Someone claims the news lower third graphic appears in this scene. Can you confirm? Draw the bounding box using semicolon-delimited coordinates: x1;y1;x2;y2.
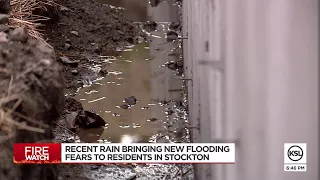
284;143;307;172
13;143;236;164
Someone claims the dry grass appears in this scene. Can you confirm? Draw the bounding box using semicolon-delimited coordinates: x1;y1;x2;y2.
8;0;58;42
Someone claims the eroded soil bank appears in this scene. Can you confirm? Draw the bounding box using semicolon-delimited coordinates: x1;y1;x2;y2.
0;18;64;180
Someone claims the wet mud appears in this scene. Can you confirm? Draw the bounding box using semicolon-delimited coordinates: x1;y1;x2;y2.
42;0;192;179
44;0;145;93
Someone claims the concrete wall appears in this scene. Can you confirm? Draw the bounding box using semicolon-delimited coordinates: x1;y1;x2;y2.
182;0;319;180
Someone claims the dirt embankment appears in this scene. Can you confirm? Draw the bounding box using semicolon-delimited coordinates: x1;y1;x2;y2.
0;15;64;180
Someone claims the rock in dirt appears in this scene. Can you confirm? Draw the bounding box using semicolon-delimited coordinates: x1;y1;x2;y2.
8;27;29;43
117;30;125;35
75;110;106;128
0;26;64;180
90;165;99;171
59;56;80;65
64;43;71;50
59;6;70;12
71;69;78;75
0;14;9;24
124;96;137;105
93;44;102;53
70;30;79;36
0;0;10;14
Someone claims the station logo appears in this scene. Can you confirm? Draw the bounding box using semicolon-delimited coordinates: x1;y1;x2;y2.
284;143;307;172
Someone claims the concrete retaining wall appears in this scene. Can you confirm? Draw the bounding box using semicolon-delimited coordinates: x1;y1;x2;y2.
182;0;319;179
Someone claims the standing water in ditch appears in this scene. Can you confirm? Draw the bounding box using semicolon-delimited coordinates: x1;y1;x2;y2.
70;0;193;179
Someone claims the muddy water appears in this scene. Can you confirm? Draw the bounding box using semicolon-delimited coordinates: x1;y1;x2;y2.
96;0;148;22
71;1;193;179
74;0;187;144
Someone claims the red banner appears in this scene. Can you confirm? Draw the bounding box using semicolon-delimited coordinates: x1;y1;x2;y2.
14;143;61;164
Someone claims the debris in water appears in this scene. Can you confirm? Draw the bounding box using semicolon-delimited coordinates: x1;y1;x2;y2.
143;21;157;32
160;100;170;106
99;67;109;75
141;107;149;110
175;100;183;107
75;110;106;128
165;110;174;116
169;22;181;30
147;118;157;122
132;123;141;128
88;97;106;103
112;113;120;117
166;61;177;70
165;60;183;70
176;60;184;68
119;124;130;128
166;30;178;42
124;96;137;105
119;104;130;109
150;0;161;7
